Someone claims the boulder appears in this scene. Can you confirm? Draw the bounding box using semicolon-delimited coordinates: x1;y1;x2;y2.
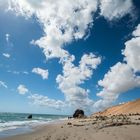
73;109;85;118
27;114;32;119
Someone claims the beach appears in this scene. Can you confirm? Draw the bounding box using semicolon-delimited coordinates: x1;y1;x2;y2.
0;114;140;140
0;113;68;139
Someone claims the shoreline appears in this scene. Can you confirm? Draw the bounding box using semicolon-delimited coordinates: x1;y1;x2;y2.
0;120;69;140
0;115;140;140
0;118;68;139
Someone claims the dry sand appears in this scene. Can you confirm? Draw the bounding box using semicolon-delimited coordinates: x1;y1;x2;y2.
0;115;140;140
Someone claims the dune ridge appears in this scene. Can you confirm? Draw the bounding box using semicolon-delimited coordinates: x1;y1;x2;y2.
93;98;140;116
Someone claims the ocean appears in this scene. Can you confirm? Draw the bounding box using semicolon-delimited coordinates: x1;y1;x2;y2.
0;112;68;137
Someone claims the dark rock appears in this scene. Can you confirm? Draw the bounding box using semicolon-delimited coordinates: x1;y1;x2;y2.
27;114;32;119
73;109;84;118
67;122;72;125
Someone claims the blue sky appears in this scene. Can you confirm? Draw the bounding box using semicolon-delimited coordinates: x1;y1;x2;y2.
0;0;140;115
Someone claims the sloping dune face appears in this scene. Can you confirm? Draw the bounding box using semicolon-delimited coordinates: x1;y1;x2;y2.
93;99;140;116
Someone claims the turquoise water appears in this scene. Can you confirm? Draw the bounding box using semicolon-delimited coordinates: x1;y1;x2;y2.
0;112;68;137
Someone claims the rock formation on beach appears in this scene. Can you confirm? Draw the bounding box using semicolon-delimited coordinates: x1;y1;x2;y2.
73;109;85;118
27;114;32;119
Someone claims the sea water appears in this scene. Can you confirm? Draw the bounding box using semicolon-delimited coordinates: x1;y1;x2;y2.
0;112;68;137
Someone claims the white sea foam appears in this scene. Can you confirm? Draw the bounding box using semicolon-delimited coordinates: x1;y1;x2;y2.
0;113;68;133
0;119;52;132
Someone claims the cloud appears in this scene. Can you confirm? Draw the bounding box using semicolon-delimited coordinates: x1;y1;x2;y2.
123;24;140;72
99;0;134;21
5;33;10;42
132;24;140;37
32;67;49;80
7;0;134;64
28;53;101;112
7;0;134;62
23;71;29;75
5;0;136;111
98;63;140;95
0;0;9;9
17;84;29;95
9;0;98;60
7;70;29;75
95;24;140;110
2;53;10;58
0;81;8;88
28;94;66;110
56;53;101;110
94;62;140;110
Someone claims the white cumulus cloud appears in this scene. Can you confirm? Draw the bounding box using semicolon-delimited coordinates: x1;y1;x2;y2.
8;0;134;61
17;84;29;95
95;24;140;111
32;67;49;80
28;94;66;110
94;62;140;110
56;53;101;110
123;24;140;72
99;0;134;21
9;0;98;60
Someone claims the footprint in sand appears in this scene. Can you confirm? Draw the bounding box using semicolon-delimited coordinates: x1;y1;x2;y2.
112;134;118;139
106;131;109;134
63;135;69;139
45;135;51;140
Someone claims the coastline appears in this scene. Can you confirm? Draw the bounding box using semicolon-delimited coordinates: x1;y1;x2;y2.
0;112;68;138
0;118;68;139
0;120;69;140
0;115;140;140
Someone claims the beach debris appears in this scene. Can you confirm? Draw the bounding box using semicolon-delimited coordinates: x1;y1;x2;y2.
73;124;84;127
67;122;72;125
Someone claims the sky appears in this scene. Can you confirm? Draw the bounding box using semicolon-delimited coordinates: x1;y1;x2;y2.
0;0;140;115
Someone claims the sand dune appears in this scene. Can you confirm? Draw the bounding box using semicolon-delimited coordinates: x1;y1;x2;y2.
93;98;140;116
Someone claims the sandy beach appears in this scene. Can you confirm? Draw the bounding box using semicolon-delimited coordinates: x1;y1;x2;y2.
0;114;140;140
